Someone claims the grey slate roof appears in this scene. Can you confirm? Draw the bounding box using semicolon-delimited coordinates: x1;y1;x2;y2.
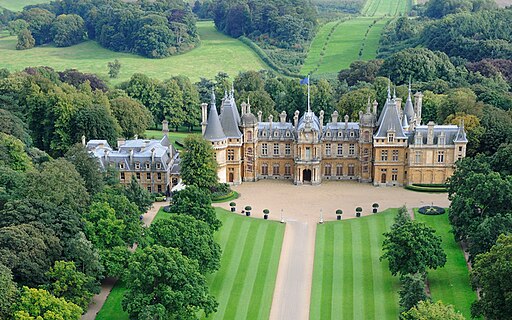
258;122;295;140
454;122;468;143
374;99;407;138
219;98;242;138
409;125;460;145
322;122;360;141
404;92;415;124
203;102;227;141
297;111;321;132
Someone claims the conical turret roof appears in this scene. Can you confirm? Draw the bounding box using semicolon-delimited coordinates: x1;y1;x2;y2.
454;120;468;143
375;98;407;138
203;90;226;141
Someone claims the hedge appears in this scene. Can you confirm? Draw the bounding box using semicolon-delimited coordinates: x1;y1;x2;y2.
238;36;302;78
211;191;239;203
412;183;448;188
404;185;448;193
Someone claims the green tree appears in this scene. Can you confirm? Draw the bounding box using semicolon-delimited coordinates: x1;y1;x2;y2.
0;262;18;319
402;300;465;320
180;135;219;190
13;286;82;320
16;28;35;50
399;273;427;312
51;14;87;47
122;245;217;319
8;19;29;36
63;232;103;279
237;89;276;119
381;218;446;276
0;108;32;145
124;176;153;212
0;223;62;286
172;75;201;131
110;96;153;138
21;8;55;45
108;59;121;79
71;104;120;147
160;79;184;130
0;132;32;172
149;215;221;273
336;87;376;120
43;261;96;310
65;143;104;195
170;185;221;231
83;202;125;249
338;60;384;86
119;73;161;123
100;246;131;278
470;234;512;320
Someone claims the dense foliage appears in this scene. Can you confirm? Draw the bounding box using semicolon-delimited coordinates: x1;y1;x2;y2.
402;300;465;320
11;0;199;58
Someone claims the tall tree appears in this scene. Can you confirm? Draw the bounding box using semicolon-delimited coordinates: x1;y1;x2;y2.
402;300;465;320
470;234;512;320
180;135;218;190
0;263;17;319
149;215;221;273
51;14;87;47
399;273;428;312
16;28;35;50
21;8;55;45
381;216;446;276
110;96;153;138
13;286;82;320
65;143;104;195
170;185;221;231
122;245;217;319
124;176;153;213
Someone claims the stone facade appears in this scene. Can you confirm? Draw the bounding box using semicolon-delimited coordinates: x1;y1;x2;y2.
203;85;468;186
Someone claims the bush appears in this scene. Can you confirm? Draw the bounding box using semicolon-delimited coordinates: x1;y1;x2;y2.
356;207;363;212
211;191;238;203
229;202;236;207
336;209;343;215
263;209;270;214
245;206;252;211
418;206;445;215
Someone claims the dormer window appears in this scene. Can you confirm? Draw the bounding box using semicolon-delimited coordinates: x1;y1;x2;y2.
156;163;162;169
286;131;290;137
262;131;266;137
350;131;354;137
274;131;278;137
119;162;125;169
338;131;343;137
135;162;141;170
387;132;395;143
326;131;331;137
145;162;150;169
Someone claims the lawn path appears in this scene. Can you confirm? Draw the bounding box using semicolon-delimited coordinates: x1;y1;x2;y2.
81;202;166;320
269;220;317;320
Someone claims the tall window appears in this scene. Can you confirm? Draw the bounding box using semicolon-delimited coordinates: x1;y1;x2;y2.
388;132;395;143
157;173;162;180
325;143;331;156
246;131;252;141
285;164;291;176
392;150;399;161
285;143;291;155
262;163;268;175
305;147;311;159
157;185;162;193
381;150;388;161
437;151;445;163
120;172;125;180
336;165;343;176
324;164;331;176
337;144;343;156
415;152;421;163
391;168;398;181
146;172;151;180
348;164;355;176
349;144;355;155
261;143;268;155
363;164;368;173
273;164;280;175
136;172;141;180
227;149;234;161
273;143;279;155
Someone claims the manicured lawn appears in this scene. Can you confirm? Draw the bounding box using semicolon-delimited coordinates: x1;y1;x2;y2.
0;21;269;84
204;208;284;319
0;0;48;11
95;281;129;320
97;208;285;320
310;209;400;320
144;129;198;150
416;211;477;319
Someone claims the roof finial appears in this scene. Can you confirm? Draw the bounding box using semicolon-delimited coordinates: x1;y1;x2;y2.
230;82;235;99
387;79;391;100
408;76;412;93
224;90;228;99
211;86;216;106
393;86;396;100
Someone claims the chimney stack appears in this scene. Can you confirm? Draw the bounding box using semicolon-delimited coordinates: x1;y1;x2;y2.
319;110;324;128
279;111;286;124
293;110;299;128
162;119;169;134
201;103;208;135
344;114;349;129
427;121;435;145
257;110;262;122
331;110;338;124
372;100;378;115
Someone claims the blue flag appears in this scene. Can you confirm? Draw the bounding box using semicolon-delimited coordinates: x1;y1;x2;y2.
300;77;309;85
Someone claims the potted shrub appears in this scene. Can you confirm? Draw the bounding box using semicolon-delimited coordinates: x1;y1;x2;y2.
245;206;252;216
263;209;270;220
356;207;363;217
229;202;236;212
336;209;343;220
372;203;379;214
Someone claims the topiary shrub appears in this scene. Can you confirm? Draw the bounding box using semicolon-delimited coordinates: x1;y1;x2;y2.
229;202;236;212
263;209;270;219
418;206;445;215
372;203;379;213
356;207;362;217
336;209;343;220
245;206;252;216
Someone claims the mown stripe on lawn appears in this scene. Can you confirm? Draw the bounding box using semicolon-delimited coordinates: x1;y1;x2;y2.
361;221;376;319
342;223;354;319
320;224;334;319
247;224;281;320
310;225;325;319
352;222;364;319
223;222;261;319
368;213;387;319
208;221;250;319
331;223;344;319
382;212;400;318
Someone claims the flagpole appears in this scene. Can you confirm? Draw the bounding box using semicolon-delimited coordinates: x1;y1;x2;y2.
307;75;310;113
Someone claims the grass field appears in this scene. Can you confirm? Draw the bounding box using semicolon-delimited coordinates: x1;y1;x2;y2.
0;0;48;11
416;211;477;319
310;209;400;320
144;129;198;150
97;207;285;320
303;0;409;77
0;21;269;84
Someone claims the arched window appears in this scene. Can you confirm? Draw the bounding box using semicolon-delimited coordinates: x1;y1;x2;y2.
247;131;252;141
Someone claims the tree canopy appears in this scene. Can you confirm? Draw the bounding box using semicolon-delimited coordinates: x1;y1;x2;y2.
180;135;219;190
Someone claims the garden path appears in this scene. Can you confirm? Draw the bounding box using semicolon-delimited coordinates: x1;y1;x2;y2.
81;201;166;320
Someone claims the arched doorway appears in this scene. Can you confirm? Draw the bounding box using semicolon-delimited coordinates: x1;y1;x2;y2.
381;173;386;183
303;169;312;182
228;172;234;183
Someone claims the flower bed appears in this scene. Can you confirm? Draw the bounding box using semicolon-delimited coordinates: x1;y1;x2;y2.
418;206;445;215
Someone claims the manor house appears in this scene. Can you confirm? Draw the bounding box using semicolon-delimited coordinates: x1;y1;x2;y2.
202;86;468;186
